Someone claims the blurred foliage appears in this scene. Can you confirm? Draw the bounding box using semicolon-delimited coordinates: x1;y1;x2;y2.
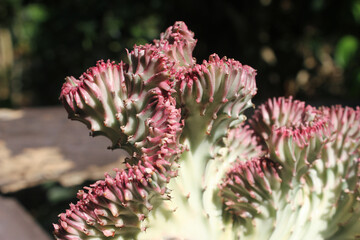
335;35;359;68
0;0;359;107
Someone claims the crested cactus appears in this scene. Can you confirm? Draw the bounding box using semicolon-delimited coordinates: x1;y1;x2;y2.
222;98;360;239
54;22;360;240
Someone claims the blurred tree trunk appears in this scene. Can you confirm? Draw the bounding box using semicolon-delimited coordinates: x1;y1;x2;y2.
0;28;14;105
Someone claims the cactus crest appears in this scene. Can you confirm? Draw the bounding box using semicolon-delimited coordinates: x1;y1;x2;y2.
55;22;360;240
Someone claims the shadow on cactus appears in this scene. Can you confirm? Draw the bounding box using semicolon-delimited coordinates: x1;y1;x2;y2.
54;22;360;239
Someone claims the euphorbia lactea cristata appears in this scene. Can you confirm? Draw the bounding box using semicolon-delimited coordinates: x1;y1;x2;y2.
54;22;360;240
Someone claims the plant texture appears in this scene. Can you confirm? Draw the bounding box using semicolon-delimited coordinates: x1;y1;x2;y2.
54;22;360;240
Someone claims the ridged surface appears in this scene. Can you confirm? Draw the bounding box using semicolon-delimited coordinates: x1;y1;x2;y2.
56;44;183;239
60;49;183;176
154;21;197;67
54;163;171;239
175;54;257;148
55;21;359;240
220;98;360;239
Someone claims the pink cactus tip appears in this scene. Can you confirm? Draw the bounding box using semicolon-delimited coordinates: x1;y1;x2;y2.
220;157;281;219
154;21;197;67
175;53;257;147
59;56;183;176
53;164;172;240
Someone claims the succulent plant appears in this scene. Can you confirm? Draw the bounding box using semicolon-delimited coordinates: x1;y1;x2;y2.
54;22;360;240
222;97;360;239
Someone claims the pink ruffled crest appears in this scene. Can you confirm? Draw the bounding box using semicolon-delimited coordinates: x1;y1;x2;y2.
137;94;183;178
177;54;256;106
318;105;360;162
127;44;175;91
250;97;327;145
250;97;332;174
320;105;360;144
57;35;187;239
58;57;184;240
206;54;257;100
174;53;257;142
219;158;281;219
60;60;123;112
222;122;266;161
54;163;170;239
59;53;183;160
270;115;329;149
160;21;195;44
154;21;197;67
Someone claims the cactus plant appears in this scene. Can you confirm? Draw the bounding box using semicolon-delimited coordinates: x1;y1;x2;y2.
54;22;360;240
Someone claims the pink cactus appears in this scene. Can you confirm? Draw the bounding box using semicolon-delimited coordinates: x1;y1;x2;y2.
54;164;168;239
60;52;183;176
220;98;360;239
55;22;360;240
154;21;197;67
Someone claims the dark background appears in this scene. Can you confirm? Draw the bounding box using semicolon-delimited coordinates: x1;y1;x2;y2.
1;0;360;108
1;0;360;237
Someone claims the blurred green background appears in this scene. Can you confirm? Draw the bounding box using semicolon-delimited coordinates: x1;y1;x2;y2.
1;0;360;108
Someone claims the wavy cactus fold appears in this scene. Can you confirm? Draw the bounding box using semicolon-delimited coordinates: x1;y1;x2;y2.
54;164;172;239
175;54;257;149
220;158;282;234
154;21;197;67
220;98;360;239
55;21;360;240
60;52;183;177
249;96;320;144
221;123;266;161
318;105;360;239
321;105;360;156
